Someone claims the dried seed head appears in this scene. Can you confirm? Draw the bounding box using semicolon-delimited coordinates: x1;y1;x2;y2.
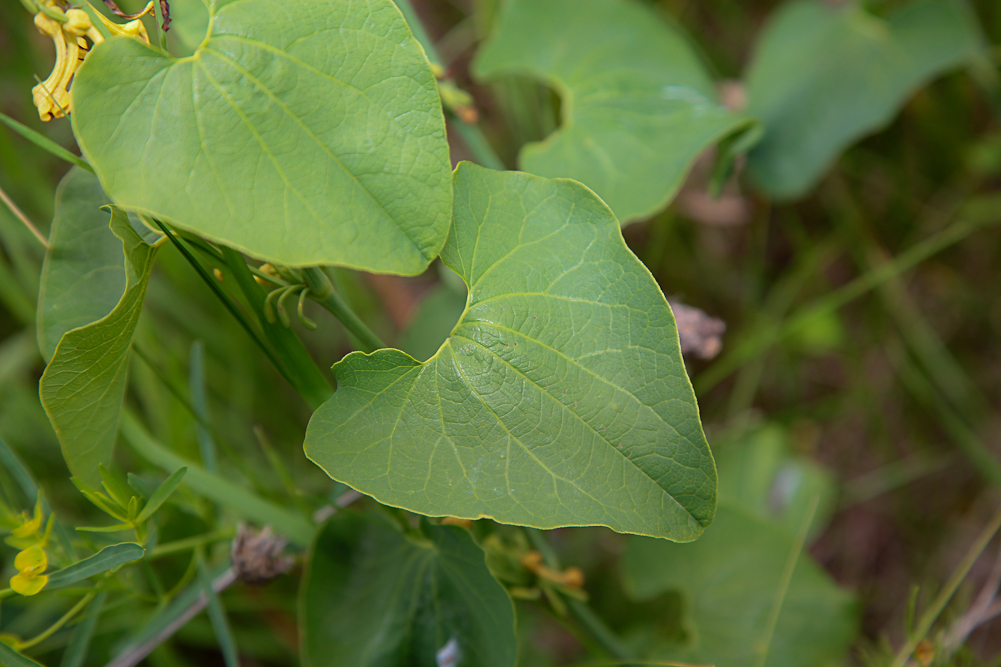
230;524;293;584
669;301;726;360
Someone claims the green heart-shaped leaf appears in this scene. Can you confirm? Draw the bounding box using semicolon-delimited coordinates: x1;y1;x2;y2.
71;0;452;274
301;513;516;667
473;0;753;224
36;168;123;362
624;507;858;667
745;0;983;199
305;163;716;540
40;206;158;484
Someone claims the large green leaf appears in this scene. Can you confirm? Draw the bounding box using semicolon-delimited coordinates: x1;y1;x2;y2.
300;513;516;667
36;168;123;362
71;0;452;274
745;0;983;199
473;0;752;224
39;209;158;484
624;507;858;667
305;164;716;540
715;424;837;540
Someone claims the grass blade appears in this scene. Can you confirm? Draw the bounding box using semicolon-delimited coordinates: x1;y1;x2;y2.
0;111;93;173
189;340;217;473
198;554;240;667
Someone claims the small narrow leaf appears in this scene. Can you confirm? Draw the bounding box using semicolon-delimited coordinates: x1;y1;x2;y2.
300;513;516;667
71;0;452;274
47;543;145;589
99;463;135;509
40;206;158;484
0;111;93;173
135;467;187;524
745;0;984;199
305;164;716;540
474;0;753;223
76;523;134;533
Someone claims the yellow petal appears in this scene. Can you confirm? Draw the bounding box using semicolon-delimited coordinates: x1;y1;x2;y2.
14;545;47;573
10;572;48;596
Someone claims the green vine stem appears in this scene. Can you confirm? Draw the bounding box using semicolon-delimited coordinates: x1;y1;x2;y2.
523;528;633;661
17;592;95;650
302;267;386;353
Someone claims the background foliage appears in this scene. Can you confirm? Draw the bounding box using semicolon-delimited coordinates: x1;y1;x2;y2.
1;0;1001;665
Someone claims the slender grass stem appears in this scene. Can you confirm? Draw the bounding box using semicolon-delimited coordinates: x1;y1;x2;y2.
0;183;48;248
889;504;1001;667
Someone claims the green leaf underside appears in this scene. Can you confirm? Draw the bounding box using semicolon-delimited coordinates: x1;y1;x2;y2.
624;507;858;667
40;209;157;484
473;0;751;224
305;164;715;541
745;0;982;199
47;542;145;589
71;0;452;274
301;514;516;667
37;169;124;362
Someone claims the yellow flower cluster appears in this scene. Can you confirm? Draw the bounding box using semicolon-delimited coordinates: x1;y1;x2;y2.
31;0;153;122
2;495;54;596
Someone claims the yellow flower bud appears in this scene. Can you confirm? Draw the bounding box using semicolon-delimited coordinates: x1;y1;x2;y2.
64;9;93;37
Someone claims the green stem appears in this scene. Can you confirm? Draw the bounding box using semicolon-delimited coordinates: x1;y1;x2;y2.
523;528;632;661
220;247;333;410
152;0;168;51
17;593;95;650
148;530;235;560
889;504;1001;667
303;267;386;353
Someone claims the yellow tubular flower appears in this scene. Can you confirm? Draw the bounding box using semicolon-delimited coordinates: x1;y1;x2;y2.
31;1;153;121
31;12;72;121
10;544;48;596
